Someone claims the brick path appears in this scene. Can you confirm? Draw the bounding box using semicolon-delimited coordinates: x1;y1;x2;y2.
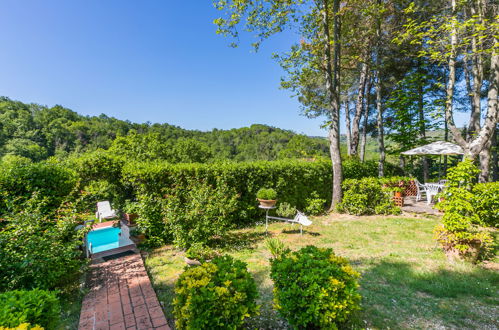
78;253;170;330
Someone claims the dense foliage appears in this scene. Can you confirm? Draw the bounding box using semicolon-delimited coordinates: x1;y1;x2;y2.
0;200;88;292
471;182;499;228
337;177;402;215
435;160;494;261
162;180;239;248
173;255;259;329
0;289;60;329
270;246;361;329
0;157;78;215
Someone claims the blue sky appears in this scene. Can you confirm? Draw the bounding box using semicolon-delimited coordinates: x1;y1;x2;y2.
0;1;328;136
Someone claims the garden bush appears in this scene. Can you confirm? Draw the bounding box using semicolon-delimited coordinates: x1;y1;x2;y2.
0;289;60;329
472;182;499;228
0;199;88;291
161;180;239;248
435;160;494;261
0;158;77;215
173;255;259;329
336;177;401;215
304;191;327;215
270;245;361;329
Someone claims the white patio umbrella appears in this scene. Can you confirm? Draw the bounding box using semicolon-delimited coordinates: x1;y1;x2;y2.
401;141;464;179
401;141;464;156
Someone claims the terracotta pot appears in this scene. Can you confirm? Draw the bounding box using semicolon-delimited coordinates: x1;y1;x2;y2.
258;199;277;207
124;213;138;226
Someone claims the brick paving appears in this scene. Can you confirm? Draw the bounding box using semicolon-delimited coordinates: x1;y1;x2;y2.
78;253;170;330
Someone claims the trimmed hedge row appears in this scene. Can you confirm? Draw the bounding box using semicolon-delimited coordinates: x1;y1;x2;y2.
120;158;402;243
122;160;332;222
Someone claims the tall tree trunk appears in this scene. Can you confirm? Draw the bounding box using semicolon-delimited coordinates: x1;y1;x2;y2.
350;61;369;156
376;70;385;177
345;100;352;156
491;127;498;181
445;0;469;154
322;0;343;209
360;73;372;162
479;138;492;182
468;34;499;158
468;0;484;140
375;0;384;177
445;0;498;159
417;60;429;182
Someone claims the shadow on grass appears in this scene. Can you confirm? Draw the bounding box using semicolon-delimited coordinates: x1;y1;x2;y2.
213;230;267;250
359;259;499;329
281;228;321;236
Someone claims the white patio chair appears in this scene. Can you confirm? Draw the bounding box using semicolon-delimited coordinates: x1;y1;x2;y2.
96;201;117;222
414;179;427;202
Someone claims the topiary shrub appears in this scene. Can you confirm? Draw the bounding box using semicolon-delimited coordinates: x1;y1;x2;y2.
270;245;361;328
336;177;400;215
173;255;259;329
0;289;60;328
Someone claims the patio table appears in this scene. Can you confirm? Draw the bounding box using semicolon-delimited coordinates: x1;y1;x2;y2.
424;183;445;205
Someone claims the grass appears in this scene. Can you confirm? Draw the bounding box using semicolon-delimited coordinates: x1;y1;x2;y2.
144;213;498;329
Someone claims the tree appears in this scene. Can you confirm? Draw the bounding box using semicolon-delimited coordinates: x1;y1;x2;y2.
213;0;345;207
397;0;499;180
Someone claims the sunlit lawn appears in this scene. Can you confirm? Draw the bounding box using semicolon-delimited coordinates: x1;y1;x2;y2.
144;213;498;329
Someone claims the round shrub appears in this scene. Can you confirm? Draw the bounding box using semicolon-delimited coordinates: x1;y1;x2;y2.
270;246;361;329
173;255;259;329
0;289;60;328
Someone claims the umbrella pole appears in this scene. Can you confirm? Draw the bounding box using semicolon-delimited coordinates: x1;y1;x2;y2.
438;155;442;180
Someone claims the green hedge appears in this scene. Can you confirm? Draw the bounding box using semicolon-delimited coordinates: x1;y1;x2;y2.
0;158;77;215
0;289;60;329
122;159;402;243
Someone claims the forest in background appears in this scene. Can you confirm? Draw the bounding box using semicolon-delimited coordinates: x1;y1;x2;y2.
0;96;331;163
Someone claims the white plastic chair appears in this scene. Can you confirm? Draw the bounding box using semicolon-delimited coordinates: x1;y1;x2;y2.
414;179;428;202
96;201;117;222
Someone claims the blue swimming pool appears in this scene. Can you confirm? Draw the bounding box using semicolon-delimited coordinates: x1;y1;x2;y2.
87;226;121;253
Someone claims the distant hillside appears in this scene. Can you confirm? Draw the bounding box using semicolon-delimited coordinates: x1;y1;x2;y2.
0;96;329;162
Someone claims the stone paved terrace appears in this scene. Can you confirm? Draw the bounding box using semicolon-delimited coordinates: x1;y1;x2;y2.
79;253;170;330
402;196;441;216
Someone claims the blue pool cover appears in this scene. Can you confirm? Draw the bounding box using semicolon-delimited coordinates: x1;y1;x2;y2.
87;226;121;253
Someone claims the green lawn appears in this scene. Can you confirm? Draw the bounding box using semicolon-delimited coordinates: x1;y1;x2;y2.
144;214;498;329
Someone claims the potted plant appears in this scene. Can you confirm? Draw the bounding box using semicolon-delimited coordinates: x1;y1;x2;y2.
129;227;146;244
256;188;278;207
392;187;404;198
123;201;139;226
